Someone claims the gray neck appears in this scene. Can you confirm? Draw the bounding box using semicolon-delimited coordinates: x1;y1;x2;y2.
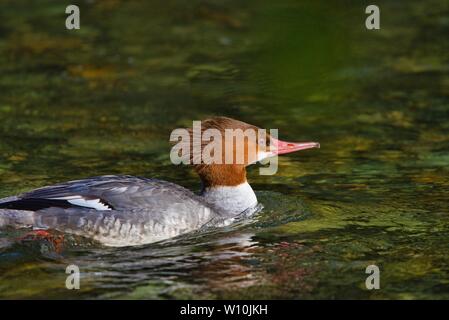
201;181;258;216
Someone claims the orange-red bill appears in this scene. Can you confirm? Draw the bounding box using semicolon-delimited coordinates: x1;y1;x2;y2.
271;137;320;155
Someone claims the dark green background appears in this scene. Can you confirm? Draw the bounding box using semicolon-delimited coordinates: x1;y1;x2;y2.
0;0;448;299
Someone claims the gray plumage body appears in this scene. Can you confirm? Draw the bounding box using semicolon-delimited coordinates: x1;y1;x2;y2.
0;175;251;247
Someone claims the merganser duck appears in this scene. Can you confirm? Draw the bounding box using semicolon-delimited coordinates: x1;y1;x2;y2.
0;117;319;247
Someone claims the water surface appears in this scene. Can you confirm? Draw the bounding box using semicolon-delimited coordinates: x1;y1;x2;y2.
0;0;448;299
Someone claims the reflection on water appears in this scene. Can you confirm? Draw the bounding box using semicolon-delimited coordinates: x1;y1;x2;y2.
0;0;448;299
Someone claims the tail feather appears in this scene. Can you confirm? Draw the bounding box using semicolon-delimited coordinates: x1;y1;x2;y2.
0;196;20;204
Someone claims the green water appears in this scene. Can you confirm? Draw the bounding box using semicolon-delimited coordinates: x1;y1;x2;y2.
0;0;448;299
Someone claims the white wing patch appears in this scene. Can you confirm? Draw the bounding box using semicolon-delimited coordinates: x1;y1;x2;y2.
49;196;112;211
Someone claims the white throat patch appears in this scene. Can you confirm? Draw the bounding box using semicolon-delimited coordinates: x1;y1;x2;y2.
201;181;257;216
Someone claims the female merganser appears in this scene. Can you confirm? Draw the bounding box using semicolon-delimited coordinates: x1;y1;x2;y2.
0;117;319;247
